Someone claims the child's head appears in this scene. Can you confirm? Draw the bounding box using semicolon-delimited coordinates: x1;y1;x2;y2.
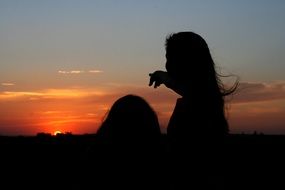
165;31;239;98
165;32;216;90
97;94;161;145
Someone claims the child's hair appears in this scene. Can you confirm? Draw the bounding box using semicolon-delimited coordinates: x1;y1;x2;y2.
97;94;161;144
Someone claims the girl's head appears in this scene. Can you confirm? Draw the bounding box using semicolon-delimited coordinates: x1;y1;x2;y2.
165;31;238;97
165;32;215;88
165;32;238;134
97;94;161;145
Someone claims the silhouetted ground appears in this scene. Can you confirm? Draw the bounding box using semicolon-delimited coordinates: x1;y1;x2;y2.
0;133;284;189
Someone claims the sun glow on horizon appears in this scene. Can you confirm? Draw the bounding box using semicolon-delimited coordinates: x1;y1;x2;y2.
53;130;62;136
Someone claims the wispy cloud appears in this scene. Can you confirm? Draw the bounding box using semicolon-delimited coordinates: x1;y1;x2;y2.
58;70;103;74
43;111;65;114
70;70;84;74
1;82;15;86
0;88;106;100
88;70;103;73
58;71;69;74
58;70;84;74
229;81;285;103
0;91;44;99
226;81;285;134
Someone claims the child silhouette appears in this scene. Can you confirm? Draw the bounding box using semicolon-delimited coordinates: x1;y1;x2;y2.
149;31;238;189
94;94;163;188
97;94;161;150
149;31;238;142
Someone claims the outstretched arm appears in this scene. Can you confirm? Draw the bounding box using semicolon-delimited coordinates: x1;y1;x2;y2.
149;71;172;88
149;70;185;96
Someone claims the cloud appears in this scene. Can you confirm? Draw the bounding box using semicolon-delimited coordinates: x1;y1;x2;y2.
58;70;103;74
1;82;15;86
226;81;285;134
88;70;103;73
43;111;65;114
58;71;69;74
58;70;84;74
229;81;285;103
0;88;106;101
2;81;283;105
0;91;44;99
70;70;84;74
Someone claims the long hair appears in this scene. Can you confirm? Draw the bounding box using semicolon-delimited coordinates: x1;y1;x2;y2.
165;32;239;134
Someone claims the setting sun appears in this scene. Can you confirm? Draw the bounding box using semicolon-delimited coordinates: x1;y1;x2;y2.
54;131;62;136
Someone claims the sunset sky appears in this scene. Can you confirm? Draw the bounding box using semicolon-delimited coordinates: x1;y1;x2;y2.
1;0;285;135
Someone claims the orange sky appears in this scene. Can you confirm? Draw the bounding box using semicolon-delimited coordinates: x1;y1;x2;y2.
0;84;178;135
1;81;285;135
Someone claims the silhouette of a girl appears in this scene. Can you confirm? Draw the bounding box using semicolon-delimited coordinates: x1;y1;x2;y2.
149;31;238;144
149;31;238;189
